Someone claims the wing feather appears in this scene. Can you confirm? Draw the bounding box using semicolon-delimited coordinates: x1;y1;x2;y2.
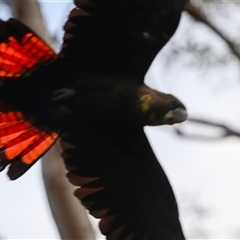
61;127;185;239
60;0;186;81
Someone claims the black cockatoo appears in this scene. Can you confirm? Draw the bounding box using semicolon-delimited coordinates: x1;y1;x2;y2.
0;0;187;239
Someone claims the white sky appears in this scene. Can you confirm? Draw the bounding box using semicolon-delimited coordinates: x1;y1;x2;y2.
1;1;240;239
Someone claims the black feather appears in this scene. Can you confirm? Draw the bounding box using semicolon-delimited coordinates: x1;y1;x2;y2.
0;0;187;239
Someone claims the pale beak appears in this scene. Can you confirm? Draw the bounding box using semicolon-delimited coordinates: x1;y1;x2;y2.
162;107;187;125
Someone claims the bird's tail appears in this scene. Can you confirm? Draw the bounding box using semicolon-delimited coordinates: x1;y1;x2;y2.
0;18;58;180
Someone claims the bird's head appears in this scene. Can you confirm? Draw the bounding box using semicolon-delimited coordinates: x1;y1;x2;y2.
138;86;187;126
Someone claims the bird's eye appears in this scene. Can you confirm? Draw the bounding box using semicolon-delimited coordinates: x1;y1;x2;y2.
142;32;151;39
142;32;156;41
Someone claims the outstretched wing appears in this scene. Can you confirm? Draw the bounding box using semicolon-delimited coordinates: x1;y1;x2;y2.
59;1;186;238
60;0;186;81
61;126;185;240
0;18;56;82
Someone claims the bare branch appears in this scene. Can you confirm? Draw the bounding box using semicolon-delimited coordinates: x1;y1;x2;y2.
175;117;240;140
185;1;240;62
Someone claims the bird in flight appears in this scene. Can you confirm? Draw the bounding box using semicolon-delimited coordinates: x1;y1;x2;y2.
0;0;187;239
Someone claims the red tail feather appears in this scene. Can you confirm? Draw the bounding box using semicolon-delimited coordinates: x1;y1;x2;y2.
0;19;59;179
0;110;58;179
0;19;56;81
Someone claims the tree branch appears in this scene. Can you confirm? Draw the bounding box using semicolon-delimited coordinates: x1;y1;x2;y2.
175;117;240;140
185;1;240;62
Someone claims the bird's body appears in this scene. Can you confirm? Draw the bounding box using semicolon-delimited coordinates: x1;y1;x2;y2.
0;0;187;239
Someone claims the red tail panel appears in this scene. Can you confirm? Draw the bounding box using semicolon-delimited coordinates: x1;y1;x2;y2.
0;19;59;178
21;132;58;164
0;111;58;179
0;19;56;81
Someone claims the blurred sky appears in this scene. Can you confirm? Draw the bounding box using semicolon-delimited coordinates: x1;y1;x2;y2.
1;1;240;239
